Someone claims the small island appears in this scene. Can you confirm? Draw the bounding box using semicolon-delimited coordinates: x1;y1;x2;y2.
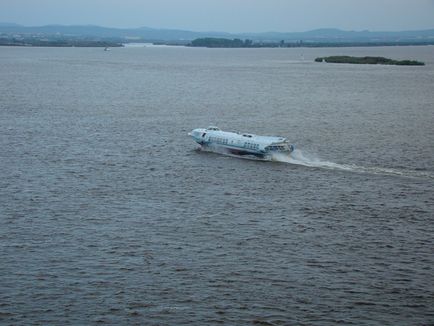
315;56;425;66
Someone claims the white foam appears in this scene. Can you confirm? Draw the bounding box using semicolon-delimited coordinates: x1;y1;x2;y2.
272;149;434;179
197;145;433;179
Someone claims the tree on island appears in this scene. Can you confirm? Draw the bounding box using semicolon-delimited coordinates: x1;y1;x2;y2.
315;56;424;66
189;37;254;48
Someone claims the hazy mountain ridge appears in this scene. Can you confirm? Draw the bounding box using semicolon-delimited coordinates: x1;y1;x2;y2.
1;23;434;42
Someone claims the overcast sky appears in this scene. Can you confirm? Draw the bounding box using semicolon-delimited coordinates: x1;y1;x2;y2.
1;0;434;32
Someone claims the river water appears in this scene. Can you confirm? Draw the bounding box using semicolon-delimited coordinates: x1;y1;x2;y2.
0;45;433;325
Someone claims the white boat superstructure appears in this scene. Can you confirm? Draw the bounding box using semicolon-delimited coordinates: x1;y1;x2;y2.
188;126;294;159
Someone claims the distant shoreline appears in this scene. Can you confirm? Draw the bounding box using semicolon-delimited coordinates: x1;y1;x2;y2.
185;37;434;48
1;37;434;49
2;42;434;48
0;39;123;47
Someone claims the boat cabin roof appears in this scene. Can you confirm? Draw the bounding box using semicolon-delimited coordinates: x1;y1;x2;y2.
204;127;286;146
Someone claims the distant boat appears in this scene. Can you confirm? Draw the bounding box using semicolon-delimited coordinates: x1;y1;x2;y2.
188;126;294;159
104;47;110;51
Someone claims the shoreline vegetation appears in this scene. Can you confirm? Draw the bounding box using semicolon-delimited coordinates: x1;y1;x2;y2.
315;56;425;66
0;38;123;47
186;37;434;48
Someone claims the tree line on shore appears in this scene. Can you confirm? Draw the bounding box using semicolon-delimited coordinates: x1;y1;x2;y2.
187;37;434;48
315;56;425;66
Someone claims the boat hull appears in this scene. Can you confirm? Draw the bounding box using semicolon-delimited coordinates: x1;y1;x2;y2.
200;143;290;160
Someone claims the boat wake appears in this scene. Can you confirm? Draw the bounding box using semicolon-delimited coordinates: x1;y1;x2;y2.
273;149;434;179
196;146;433;179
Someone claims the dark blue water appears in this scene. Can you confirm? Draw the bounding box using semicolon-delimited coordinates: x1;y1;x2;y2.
1;45;433;325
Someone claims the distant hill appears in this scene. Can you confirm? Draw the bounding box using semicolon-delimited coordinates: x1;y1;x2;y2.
1;23;434;43
0;23;231;41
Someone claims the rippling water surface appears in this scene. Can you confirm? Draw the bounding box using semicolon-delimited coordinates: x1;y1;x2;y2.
1;45;434;325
